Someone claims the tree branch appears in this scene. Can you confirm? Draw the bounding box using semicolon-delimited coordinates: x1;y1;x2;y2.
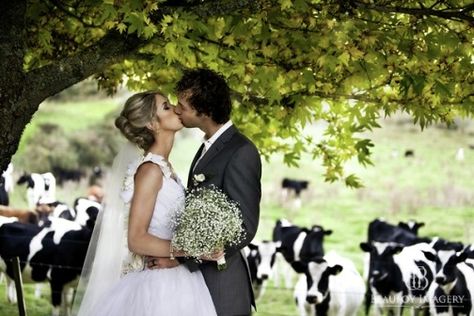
24;31;146;108
352;1;474;25
159;0;271;18
45;0;101;28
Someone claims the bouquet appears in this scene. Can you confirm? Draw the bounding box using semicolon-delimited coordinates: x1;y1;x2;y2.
171;185;245;270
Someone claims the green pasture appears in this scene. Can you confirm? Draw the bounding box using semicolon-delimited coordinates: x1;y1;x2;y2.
1;98;473;316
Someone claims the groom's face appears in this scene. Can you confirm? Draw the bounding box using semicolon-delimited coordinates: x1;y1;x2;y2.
175;91;202;128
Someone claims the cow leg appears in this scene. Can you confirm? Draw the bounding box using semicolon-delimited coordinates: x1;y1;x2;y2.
372;294;384;316
61;286;73;316
283;261;293;289
35;283;43;298
280;188;289;205
6;278;17;303
294;275;308;316
0;272;4;283
50;282;64;316
293;196;302;210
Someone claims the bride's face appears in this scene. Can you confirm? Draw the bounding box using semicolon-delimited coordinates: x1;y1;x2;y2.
151;94;183;132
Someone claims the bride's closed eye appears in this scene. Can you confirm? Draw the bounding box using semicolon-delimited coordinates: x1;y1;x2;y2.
162;102;170;110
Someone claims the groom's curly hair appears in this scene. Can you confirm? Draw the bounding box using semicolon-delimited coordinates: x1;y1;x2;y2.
175;68;231;124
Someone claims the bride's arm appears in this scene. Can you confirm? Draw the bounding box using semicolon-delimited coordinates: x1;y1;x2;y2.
127;162;182;257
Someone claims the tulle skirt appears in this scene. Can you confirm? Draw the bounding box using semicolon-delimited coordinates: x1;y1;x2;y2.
89;265;217;316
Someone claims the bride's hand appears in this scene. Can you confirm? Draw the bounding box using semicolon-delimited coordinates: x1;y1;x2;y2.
146;256;180;269
200;250;225;262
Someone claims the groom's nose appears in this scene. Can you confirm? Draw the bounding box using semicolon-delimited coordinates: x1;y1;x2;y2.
174;106;181;115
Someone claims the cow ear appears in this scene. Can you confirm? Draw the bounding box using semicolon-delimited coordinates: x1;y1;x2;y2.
455;251;467;263
360;242;372;252
397;222;407;228
329;265;343;275
422;251;437;262
417;222;425;228
323;229;333;236
454;242;464;252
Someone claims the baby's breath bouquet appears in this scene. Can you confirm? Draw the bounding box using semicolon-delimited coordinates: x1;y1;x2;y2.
171;185;245;271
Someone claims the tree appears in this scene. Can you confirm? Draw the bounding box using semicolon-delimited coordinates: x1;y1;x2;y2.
1;0;473;187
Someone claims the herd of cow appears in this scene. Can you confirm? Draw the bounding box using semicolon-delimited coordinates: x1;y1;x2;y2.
246;218;474;316
0;168;102;316
0;168;473;316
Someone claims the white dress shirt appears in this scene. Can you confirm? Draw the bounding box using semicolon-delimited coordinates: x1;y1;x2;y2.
193;120;233;170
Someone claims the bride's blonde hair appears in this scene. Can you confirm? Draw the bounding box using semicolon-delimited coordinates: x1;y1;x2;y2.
115;91;161;151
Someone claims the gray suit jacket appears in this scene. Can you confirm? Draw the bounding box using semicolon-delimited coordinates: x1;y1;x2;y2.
186;125;261;316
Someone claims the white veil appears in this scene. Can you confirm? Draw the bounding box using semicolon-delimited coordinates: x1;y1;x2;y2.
72;141;142;316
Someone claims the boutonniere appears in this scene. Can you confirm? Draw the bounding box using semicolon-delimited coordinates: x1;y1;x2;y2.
194;173;206;183
192;173;214;186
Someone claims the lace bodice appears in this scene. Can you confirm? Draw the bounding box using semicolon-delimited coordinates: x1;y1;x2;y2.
120;152;185;275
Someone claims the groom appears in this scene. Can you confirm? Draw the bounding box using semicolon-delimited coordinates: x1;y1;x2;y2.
174;68;261;315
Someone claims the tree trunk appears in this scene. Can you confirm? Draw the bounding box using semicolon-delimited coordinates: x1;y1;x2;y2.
0;0;29;172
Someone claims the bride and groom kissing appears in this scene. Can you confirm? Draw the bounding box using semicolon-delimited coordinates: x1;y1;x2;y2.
73;68;262;316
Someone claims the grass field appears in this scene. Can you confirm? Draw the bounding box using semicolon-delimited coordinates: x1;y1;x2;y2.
1;98;473;316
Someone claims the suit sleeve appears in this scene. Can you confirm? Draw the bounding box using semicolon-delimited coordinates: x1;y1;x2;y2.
223;142;262;257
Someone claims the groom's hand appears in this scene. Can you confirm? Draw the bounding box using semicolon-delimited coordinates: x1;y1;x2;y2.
199;250;225;262
146;257;180;269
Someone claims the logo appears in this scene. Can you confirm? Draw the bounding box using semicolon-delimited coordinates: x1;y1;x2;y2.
410;266;430;291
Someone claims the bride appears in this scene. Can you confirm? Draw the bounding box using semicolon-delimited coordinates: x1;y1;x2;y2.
72;91;217;315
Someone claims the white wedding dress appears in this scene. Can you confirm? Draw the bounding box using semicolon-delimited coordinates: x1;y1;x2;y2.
88;153;217;316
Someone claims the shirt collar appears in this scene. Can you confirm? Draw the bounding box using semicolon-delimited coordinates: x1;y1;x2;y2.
202;121;233;151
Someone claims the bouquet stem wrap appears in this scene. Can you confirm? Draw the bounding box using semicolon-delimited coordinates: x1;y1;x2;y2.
171;185;245;271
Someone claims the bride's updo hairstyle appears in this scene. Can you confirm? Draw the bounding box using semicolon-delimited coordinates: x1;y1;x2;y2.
115;91;160;151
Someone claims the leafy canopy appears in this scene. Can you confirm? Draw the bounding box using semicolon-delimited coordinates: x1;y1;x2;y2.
24;0;474;187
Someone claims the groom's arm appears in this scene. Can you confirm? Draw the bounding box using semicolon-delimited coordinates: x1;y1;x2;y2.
222;142;262;257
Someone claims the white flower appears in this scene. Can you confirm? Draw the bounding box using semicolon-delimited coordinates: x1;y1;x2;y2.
193;173;206;183
171;185;245;270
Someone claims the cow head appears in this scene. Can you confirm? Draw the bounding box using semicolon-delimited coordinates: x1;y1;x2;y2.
431;237;464;252
17;173;33;187
255;241;281;281
272;218;292;242
434;251;467;286
398;220;424;236
360;241;403;283
299;226;332;262
306;257;343;305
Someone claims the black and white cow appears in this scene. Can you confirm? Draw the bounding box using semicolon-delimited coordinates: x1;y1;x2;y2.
52;166;85;185
0;211;98;316
397;220;425;236
367;218;429;246
2;163;14;194
1;163;14;206
428;250;474;316
295;251;365;316
363;218;432;314
245;220;295;299
73;197;102;226
281;178;309;209
17;172;57;208
278;224;332;273
360;241;437;316
36;201;76;222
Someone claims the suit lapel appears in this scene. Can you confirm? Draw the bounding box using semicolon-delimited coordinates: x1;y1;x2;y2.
193;125;237;174
187;143;205;188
